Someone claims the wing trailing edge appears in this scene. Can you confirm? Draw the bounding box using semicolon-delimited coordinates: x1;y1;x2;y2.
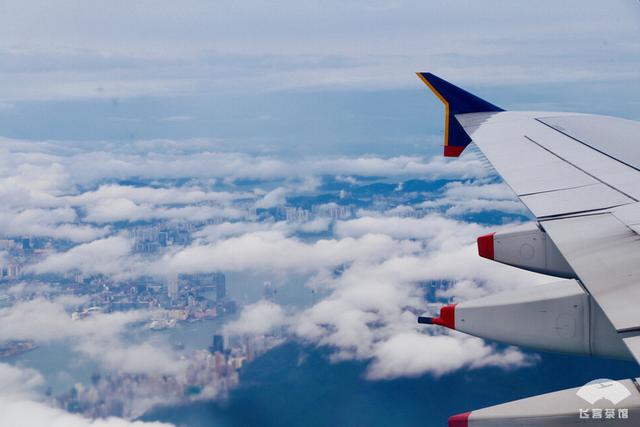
416;72;503;157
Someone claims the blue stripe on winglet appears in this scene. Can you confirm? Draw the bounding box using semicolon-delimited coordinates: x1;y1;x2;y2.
417;72;503;157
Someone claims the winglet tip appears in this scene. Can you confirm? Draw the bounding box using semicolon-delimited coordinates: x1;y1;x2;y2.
415;72;433;89
443;145;465;157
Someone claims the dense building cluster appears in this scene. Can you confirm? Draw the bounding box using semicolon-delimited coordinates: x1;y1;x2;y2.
54;333;285;419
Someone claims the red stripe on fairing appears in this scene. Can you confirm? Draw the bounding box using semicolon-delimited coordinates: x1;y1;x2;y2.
448;411;471;427
431;304;456;330
444;145;465;157
477;232;495;260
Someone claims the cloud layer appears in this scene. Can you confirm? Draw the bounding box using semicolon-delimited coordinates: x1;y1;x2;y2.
0;133;547;423
0;358;174;427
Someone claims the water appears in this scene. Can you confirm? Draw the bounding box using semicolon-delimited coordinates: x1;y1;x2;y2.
2;270;316;397
142;342;640;427
5;318;225;395
5;340;100;394
155;318;224;350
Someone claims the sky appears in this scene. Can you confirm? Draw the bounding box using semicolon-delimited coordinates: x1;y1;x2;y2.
0;1;639;151
1;0;640;94
1;1;640;426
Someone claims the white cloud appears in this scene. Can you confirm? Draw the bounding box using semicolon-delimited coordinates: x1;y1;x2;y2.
146;231;420;276
0;208;109;242
0;297;143;343
0;340;175;427
441;181;516;200
255;187;287;209
226;213;550;380
67;184;247;206
22;197;546;381
0;139;491;190
366;332;537;379
193;221;280;241
0;294;203;423
297;217;330;233
30;236;134;276
74;338;187;377
66;185;249;224
444;199;527;216
226;300;286;336
82;198;244;223
0;363;44;397
287;244;546;378
64;152;488;186
0;296;188;381
418;181;528;216
335;214;487;251
0;158;71;209
0;394;175;427
194;218;330;243
0;133;552;389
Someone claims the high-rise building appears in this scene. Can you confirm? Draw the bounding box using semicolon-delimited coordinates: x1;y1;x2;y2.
263;281;276;301
158;231;168;246
4;264;23;280
167;278;179;299
216;274;226;300
178;272;225;290
210;334;224;353
223;300;237;314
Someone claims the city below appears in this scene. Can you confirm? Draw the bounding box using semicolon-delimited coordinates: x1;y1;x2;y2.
0;173;527;421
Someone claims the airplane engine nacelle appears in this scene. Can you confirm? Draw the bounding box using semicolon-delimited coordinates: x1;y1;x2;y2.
448;378;640;426
477;223;575;278
419;280;632;360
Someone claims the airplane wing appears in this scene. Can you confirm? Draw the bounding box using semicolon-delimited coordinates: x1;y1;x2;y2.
417;72;640;426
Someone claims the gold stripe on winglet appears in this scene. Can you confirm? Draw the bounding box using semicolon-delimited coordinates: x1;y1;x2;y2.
416;72;449;148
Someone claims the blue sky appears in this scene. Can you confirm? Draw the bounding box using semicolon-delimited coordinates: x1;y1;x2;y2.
0;1;639;155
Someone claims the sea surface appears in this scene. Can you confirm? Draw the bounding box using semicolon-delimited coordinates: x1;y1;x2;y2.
142;342;640;427
5;318;224;395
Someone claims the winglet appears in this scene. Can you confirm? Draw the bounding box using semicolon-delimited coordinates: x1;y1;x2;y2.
417;72;503;157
